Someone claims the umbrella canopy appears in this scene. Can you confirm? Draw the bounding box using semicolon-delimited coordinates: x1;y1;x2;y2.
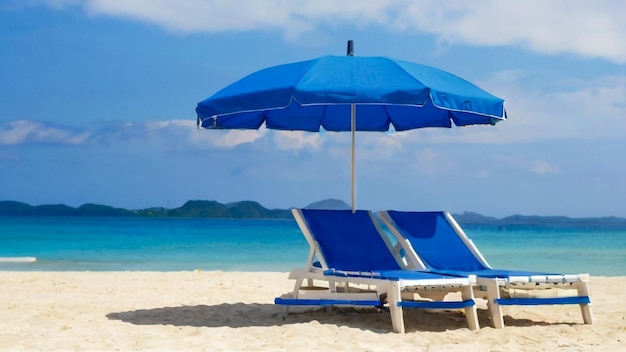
196;42;507;211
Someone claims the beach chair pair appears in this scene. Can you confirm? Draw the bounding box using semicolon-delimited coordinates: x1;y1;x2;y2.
275;209;480;333
275;209;592;333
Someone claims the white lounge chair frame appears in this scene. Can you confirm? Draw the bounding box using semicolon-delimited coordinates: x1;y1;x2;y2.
379;210;593;329
275;209;479;333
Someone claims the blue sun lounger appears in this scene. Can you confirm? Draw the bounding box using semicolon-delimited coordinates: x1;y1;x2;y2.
274;209;479;333
379;210;593;328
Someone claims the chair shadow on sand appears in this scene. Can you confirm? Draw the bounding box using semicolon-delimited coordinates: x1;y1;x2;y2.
106;303;567;332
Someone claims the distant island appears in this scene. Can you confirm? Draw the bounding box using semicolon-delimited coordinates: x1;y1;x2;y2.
1;199;626;227
0;200;293;219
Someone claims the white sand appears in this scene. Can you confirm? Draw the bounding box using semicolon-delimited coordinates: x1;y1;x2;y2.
0;271;623;351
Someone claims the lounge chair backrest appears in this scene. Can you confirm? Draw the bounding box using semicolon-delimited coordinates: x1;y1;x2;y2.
385;211;489;272
299;209;402;272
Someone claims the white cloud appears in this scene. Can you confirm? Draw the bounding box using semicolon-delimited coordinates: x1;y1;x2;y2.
399;1;626;63
0;118;267;150
31;0;626;63
82;0;317;35
212;129;265;148
353;131;408;162
95;119;265;149
501;155;560;175
0;120;90;145
192;128;323;151
188;124;266;149
273;130;319;151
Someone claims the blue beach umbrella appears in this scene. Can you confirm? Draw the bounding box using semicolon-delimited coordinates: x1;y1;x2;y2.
196;41;507;212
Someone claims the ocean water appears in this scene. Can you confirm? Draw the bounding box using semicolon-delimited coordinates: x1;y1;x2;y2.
1;216;625;276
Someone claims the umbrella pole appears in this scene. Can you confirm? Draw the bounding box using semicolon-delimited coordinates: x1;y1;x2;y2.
348;40;356;213
351;103;356;213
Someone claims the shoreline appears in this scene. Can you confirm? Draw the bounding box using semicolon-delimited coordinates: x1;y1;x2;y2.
1;271;624;351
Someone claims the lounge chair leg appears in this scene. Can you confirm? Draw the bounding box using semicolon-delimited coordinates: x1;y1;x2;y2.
388;282;405;333
462;286;479;330
327;280;337;313
281;305;290;319
577;282;593;324
282;275;305;319
485;279;504;329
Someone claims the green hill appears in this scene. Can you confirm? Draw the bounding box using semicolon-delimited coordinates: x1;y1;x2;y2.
0;200;291;219
2;199;626;226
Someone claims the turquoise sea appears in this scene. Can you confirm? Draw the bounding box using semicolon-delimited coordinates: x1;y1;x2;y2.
1;216;625;276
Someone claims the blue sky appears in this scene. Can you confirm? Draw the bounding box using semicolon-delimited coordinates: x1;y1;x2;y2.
1;1;626;217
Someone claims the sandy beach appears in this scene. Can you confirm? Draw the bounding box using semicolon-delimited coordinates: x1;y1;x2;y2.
0;271;623;351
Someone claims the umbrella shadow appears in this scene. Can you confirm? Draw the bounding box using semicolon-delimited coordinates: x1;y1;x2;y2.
106;303;556;332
